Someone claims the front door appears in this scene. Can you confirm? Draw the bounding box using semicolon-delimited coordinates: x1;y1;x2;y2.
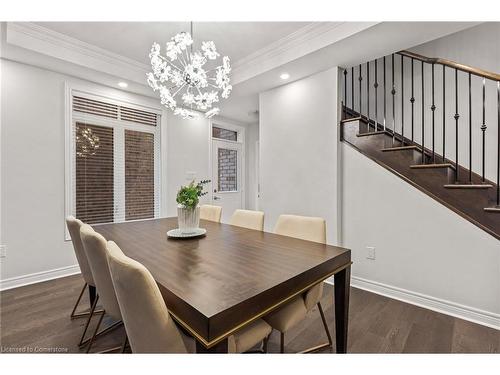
212;138;243;223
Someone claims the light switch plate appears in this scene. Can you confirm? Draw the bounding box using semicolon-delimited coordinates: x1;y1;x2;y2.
0;245;6;258
366;246;376;260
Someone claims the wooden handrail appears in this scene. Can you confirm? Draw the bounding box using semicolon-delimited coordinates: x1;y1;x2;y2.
398;50;500;82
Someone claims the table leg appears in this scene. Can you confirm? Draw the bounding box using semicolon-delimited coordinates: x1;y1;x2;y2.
196;338;228;353
334;265;351;353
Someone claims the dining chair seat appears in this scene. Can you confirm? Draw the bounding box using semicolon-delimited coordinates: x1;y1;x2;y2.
263;296;307;333
200;204;222;222
229;209;265;231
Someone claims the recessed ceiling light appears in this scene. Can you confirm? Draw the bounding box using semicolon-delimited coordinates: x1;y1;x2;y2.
118;82;128;88
280;73;290;80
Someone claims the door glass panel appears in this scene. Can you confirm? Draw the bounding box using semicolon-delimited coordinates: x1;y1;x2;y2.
218;148;237;192
213;126;237;141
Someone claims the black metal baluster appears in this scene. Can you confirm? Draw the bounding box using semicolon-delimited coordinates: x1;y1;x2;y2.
411;58;415;142
351;67;354;111
401;55;404;144
392;53;396;145
443;66;446;162
497;82;500;206
484;82;500;212
481;78;487;182
454;68;460;182
383;56;387;131
431;64;436;162
359;64;362;117
375;59;379;131
421;61;425;163
367;61;370;129
343;69;347;120
469;73;472;182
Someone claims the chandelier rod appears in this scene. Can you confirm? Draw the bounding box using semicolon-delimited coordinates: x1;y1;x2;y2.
190;21;193;54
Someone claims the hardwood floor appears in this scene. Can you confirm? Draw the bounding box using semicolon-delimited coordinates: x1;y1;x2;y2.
1;275;498;353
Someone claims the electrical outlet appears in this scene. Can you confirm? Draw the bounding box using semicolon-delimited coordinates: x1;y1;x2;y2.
186;171;197;181
366;246;376;260
0;245;6;258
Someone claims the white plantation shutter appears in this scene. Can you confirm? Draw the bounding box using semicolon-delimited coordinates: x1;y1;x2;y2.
70;92;161;225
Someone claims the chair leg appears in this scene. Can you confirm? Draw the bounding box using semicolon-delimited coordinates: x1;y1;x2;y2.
280;332;285;354
86;311;105;353
71;283;104;319
299;302;333;354
70;283;88;319
318;301;333;347
121;335;129;353
78;294;100;346
262;335;269;354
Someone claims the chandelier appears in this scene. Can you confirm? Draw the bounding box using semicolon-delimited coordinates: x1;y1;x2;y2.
146;23;232;119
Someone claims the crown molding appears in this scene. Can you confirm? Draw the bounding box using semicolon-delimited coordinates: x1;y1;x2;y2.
5;22;149;84
231;22;378;84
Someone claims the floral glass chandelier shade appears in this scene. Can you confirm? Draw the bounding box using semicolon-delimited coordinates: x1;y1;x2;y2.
146;26;232;119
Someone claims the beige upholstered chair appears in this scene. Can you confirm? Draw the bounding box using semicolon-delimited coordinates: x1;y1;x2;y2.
229;209;265;231
200;204;222;223
264;214;332;353
106;240;272;353
80;225;126;353
66;216;101;319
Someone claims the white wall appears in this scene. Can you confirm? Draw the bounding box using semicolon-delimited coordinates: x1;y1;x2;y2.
259;67;340;244
341;142;500;321
259;65;499;327
345;22;500;182
165;112;211;215
0;59;212;286
245;122;259;210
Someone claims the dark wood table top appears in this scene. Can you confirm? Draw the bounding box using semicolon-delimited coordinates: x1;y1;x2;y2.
94;217;351;348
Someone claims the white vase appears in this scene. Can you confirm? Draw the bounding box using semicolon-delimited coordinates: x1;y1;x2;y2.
177;205;200;234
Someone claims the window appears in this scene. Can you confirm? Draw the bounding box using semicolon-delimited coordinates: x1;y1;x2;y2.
218;148;238;192
212;126;238;141
67;90;161;228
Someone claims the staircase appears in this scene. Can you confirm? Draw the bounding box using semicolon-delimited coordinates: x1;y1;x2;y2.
340;50;500;240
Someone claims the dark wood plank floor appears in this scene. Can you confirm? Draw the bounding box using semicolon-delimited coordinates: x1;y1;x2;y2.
1;274;498;353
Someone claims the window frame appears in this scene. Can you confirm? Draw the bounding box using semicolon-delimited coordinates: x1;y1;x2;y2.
64;82;164;240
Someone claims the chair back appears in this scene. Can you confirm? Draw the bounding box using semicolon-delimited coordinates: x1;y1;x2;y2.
274;214;326;243
200;204;222;223
80;225;121;320
66;216;94;286
274;214;327;311
229;209;265;231
106;241;187;353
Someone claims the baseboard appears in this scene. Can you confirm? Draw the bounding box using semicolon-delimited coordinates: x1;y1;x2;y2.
0;264;81;291
325;276;500;330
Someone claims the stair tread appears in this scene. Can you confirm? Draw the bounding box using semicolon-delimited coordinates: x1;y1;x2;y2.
340;118;500;240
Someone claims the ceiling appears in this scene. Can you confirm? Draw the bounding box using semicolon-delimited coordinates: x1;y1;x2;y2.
34;22;310;66
4;22;481;124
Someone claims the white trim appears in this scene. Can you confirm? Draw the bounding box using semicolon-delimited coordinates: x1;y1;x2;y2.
0;265;81;291
231;22;378;84
325;276;500;330
6;22;148;84
64;82;164;239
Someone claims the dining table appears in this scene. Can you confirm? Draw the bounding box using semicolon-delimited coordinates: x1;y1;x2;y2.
94;217;352;353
